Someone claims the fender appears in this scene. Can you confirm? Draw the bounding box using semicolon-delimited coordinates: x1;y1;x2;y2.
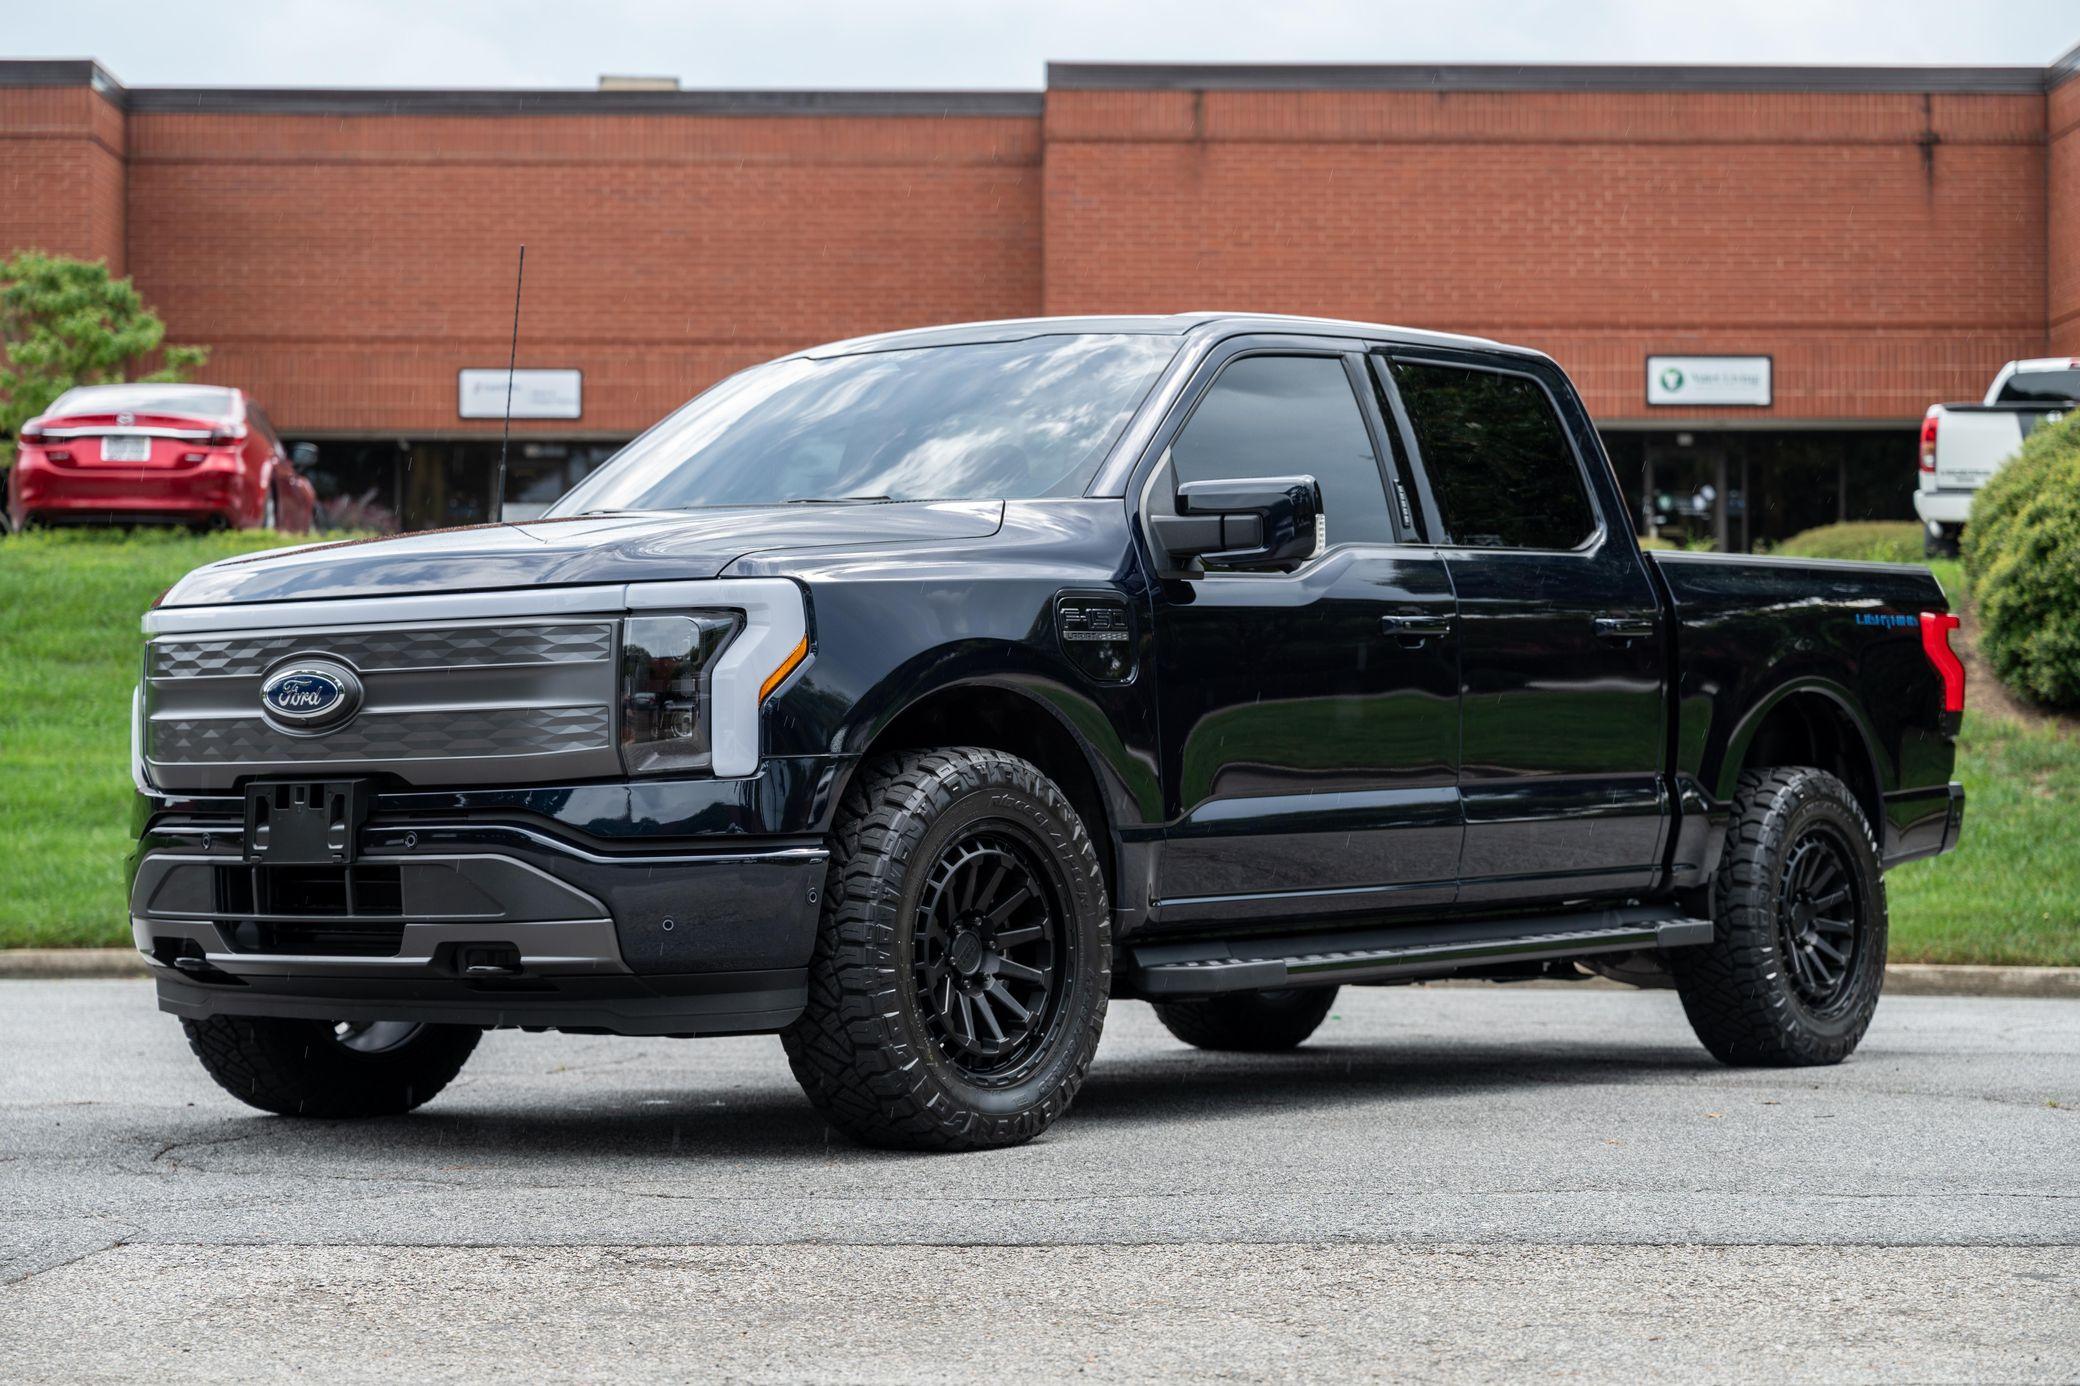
1714;675;1892;810
829;652;1156;835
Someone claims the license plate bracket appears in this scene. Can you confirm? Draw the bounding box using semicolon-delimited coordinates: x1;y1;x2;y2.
243;779;370;864
100;434;151;462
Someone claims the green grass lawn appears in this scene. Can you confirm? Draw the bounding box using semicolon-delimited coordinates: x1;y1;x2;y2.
0;529;312;947
0;530;2071;964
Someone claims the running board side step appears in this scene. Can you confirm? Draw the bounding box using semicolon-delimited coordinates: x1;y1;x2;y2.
1127;905;1713;996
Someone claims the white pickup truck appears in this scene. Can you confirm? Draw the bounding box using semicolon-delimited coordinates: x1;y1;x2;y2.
1917;357;2079;556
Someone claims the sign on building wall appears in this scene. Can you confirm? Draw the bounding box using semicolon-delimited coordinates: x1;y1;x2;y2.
458;368;583;420
1645;356;1772;407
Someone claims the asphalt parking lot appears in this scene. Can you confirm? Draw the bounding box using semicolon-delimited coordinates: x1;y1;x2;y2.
3;979;2076;1382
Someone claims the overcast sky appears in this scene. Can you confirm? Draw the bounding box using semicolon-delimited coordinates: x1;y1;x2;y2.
11;1;2079;89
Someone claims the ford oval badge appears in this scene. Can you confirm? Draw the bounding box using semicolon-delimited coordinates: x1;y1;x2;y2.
259;661;362;730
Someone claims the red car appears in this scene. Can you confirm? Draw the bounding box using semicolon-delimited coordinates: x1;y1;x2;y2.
8;383;315;532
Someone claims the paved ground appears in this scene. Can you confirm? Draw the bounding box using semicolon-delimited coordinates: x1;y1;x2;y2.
2;980;2075;1382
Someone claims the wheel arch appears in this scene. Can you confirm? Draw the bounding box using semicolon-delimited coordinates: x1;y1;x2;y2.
1722;681;1888;838
835;678;1133;916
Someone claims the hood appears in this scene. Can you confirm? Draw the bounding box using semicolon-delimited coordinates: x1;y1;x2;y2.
160;501;1005;607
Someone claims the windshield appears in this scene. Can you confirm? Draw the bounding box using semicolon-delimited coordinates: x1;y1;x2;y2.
46;384;238;419
549;334;1178;513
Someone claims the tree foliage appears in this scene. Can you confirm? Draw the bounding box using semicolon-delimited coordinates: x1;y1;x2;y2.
1963;409;2080;710
0;251;209;459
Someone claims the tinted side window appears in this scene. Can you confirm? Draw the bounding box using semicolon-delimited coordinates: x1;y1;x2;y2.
1389;361;1596;550
1171;355;1394;546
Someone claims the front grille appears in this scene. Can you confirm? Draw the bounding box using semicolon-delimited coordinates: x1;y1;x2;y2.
206;863;409;957
144;617;620;791
151;624;612;680
151;707;612;765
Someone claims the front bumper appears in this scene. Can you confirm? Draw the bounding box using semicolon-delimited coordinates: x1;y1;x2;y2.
130;792;835;1036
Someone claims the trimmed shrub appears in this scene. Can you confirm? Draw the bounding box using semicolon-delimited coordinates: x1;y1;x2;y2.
1964;409;2080;710
1773;521;1925;564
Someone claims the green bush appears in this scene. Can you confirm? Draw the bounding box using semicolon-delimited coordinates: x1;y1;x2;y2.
1964;409;2080;710
1772;521;1925;564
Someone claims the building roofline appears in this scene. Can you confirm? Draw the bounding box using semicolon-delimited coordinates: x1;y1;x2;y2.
2052;39;2080;87
1046;60;2059;96
0;61;1040;117
5;55;2074;111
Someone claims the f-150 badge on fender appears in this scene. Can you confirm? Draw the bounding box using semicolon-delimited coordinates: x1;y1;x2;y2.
258;661;363;730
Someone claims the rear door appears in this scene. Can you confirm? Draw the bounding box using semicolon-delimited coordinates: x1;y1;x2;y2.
1143;338;1462;928
1378;350;1667;902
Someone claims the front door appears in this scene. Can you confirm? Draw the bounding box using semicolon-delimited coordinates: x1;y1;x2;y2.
1382;352;1667;902
1144;344;1462;929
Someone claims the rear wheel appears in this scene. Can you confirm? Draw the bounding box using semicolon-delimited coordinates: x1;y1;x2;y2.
182;1014;481;1116
1924;524;1960;559
1153;987;1339;1052
1672;767;1887;1066
782;747;1110;1150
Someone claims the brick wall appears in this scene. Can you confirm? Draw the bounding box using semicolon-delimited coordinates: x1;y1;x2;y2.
1;65;2072;434
0;83;126;271
1042;87;2049;421
2049;76;2080;355
123;110;1042;435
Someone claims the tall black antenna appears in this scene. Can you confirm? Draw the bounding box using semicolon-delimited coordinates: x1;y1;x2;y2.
493;243;526;523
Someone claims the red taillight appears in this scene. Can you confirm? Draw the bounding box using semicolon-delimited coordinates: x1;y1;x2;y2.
208;424;246;446
1920;611;1965;715
1919;412;1939;475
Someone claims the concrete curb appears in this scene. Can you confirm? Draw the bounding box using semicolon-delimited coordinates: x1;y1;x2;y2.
0;948;150;978
1;948;2075;997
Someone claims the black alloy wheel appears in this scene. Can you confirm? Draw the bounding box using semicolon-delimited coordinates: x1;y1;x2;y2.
1776;826;1862;1012
912;827;1070;1085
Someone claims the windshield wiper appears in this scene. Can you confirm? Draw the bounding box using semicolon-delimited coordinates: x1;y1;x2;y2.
782;495;893;505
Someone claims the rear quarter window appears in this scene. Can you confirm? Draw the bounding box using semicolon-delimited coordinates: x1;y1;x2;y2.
1389;361;1597;551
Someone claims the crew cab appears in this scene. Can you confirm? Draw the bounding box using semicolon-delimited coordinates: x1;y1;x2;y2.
9;383;315;532
130;315;1966;1149
1917;357;2079;556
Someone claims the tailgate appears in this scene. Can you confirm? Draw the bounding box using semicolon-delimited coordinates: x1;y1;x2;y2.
1932;407;2052;490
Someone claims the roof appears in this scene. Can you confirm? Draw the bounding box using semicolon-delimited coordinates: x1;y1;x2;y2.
802;312;1520;360
5;54;2075;112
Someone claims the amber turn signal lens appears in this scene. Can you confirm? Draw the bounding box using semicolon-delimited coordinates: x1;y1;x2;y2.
760;635;810;702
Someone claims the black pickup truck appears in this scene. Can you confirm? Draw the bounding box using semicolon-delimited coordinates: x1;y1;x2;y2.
132;314;1966;1149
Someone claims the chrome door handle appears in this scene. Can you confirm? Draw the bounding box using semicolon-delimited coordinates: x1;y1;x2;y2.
1381;614;1453;643
1594;617;1655;641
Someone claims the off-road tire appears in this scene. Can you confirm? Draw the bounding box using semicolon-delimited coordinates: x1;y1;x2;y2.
1152;987;1339;1052
181;1016;481;1117
781;747;1111;1150
1671;767;1887;1067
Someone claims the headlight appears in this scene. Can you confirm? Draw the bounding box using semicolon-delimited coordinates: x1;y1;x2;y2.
618;613;740;774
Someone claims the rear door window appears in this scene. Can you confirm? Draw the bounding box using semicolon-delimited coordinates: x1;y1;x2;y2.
1170;354;1395;547
1387;360;1596;551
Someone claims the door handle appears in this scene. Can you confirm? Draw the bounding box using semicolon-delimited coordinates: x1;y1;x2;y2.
1594;617;1656;641
1381;614;1453;644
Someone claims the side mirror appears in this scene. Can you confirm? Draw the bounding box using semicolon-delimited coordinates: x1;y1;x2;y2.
290;442;319;470
1149;475;1322;573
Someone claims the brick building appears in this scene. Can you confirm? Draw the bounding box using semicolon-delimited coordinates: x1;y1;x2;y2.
3;51;2078;541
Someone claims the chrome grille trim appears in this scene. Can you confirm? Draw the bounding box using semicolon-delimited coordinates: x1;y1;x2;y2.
149;707;612;766
142;616;622;790
150;623;612;680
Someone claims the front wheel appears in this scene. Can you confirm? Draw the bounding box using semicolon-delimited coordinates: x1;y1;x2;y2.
1672;767;1887;1067
782;747;1111;1150
182;1015;481;1116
